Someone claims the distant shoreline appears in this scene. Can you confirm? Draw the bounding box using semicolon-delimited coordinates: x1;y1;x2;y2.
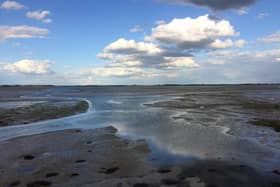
1;83;280;87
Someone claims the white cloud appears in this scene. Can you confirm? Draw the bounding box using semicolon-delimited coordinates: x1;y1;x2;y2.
91;66;143;77
163;57;200;68
97;53;143;67
96;53;115;60
26;10;52;23
98;38;200;69
93;15;248;81
258;31;280;43
236;8;248;15
0;25;49;42
207;60;225;65
207;49;280;65
3;59;53;74
114;60;143;67
210;39;245;49
0;0;24;10
148;15;238;49
155;20;166;25
204;49;280;83
104;38;162;55
257;12;269;19
130;25;145;33
235;40;246;48
95;15;246;79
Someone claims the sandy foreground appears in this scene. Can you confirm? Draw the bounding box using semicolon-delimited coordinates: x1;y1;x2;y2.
0;126;279;187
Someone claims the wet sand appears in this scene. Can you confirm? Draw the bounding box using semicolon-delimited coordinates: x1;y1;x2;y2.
0;99;89;127
0;126;181;187
1;126;279;187
0;85;89;127
146;88;280;134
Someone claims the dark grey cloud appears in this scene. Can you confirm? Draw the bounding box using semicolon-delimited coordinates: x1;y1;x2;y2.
162;0;257;10
160;47;193;57
207;14;222;21
176;39;213;49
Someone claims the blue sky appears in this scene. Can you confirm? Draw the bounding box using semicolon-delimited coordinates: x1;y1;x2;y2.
0;0;280;85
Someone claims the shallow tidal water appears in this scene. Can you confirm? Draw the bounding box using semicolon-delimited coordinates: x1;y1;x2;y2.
0;85;280;174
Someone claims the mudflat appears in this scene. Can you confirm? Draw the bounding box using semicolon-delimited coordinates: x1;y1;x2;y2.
1;85;280;187
0;126;278;187
0;126;181;187
0;86;89;127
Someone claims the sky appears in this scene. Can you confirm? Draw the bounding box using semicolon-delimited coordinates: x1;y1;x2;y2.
0;0;280;85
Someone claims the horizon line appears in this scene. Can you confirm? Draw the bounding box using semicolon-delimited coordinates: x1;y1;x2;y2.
1;83;280;87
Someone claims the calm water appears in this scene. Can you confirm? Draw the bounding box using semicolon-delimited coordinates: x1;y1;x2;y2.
0;86;280;172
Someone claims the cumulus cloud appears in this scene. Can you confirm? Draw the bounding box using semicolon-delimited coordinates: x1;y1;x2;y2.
94;15;245;81
26;10;52;23
98;38;199;69
161;0;257;10
210;39;245;48
91;66;144;77
162;57;200;68
155;20;166;25
147;15;240;49
97;53;144;67
104;38;162;55
0;0;24;10
258;31;280;43
3;59;54;74
130;25;145;33
0;25;49;42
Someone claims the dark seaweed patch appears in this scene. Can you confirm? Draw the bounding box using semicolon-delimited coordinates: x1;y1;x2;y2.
9;181;21;186
23;155;35;160
250;119;280;132
75;159;86;163
161;178;179;185
45;172;59;178
70;173;79;177
100;167;119;174
26;180;51;187
273;170;280;175
86;141;92;145
133;183;149;187
158;168;172;173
